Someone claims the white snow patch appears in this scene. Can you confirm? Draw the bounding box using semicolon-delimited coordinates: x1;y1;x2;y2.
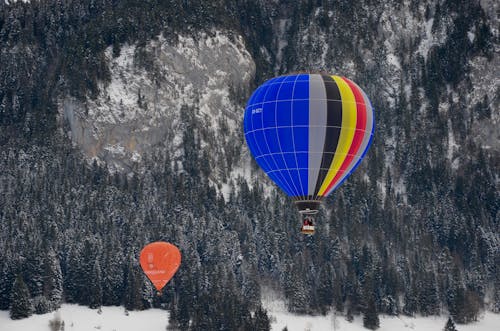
104;144;126;157
387;53;401;70
467;43;500;150
262;294;500;331
0;300;499;331
394;178;407;203
0;305;168;331
447;119;460;170
468;31;475;43
417;18;436;60
275;19;291;68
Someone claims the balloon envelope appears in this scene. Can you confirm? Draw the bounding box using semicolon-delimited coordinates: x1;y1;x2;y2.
243;73;374;209
139;242;181;292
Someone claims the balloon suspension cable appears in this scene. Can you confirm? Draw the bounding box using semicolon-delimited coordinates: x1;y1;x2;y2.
301;213;315;223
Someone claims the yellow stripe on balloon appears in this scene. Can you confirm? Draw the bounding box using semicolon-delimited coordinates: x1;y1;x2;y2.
318;76;357;196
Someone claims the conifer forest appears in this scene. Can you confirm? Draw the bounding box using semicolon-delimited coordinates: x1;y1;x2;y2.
0;0;498;330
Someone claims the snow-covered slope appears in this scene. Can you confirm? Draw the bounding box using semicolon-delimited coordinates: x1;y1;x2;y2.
1;304;499;331
0;305;168;331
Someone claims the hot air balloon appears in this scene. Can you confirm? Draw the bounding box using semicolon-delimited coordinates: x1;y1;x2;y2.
243;73;374;234
139;242;181;293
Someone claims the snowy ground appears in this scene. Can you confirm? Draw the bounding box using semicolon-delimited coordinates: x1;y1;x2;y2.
269;307;500;331
0;305;168;331
0;303;499;331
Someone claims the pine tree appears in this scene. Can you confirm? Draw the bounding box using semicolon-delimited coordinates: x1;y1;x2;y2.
88;259;103;309
283;262;310;314
10;274;33;320
0;261;14;310
123;255;143;311
43;249;63;310
64;245;84;304
176;291;191;330
316;263;334;314
363;296;380;330
418;270;440;316
361;272;380;330
402;281;418;316
23;244;44;299
101;241;125;306
253;305;271;331
443;317;458;331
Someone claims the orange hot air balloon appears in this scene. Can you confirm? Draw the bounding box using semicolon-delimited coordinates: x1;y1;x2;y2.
139;242;181;292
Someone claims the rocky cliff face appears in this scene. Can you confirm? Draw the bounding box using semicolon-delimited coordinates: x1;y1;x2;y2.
60;31;254;175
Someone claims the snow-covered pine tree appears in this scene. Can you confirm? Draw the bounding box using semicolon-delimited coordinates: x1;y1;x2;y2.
43;248;63;311
9;274;33;319
363;296;380;330
253;305;271;331
101;240;125;306
0;259;14;310
443;317;458;331
123;254;143;311
88;259;103;309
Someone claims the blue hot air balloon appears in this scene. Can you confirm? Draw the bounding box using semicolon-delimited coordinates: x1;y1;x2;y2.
243;73;374;234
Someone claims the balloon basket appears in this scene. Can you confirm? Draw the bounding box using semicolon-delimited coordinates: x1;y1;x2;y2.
300;225;315;235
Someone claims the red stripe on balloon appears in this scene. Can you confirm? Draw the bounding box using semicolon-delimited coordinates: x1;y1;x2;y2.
323;77;367;194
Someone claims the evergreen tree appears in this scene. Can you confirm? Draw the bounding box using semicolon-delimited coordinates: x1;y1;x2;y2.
362;272;380;330
418;270;440;316
101;242;125;306
64;245;84;304
0;261;14;310
88;259;103;309
316;263;334;314
443;317;458;331
0;0;497;324
402;281;418;316
23;244;44;299
43;249;63;310
253;305;271;331
123;255;143;311
9;274;33;320
363;296;380;330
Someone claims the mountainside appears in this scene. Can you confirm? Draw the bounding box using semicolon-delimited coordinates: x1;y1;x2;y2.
0;0;498;329
60;31;254;175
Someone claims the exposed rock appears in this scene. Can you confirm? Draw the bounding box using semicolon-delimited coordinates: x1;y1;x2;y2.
60;31;255;174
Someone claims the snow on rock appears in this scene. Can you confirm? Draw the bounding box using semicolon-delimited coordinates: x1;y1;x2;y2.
467;48;500;152
59;31;255;174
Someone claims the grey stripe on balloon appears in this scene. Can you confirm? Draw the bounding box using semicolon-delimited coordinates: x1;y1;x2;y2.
307;74;327;197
